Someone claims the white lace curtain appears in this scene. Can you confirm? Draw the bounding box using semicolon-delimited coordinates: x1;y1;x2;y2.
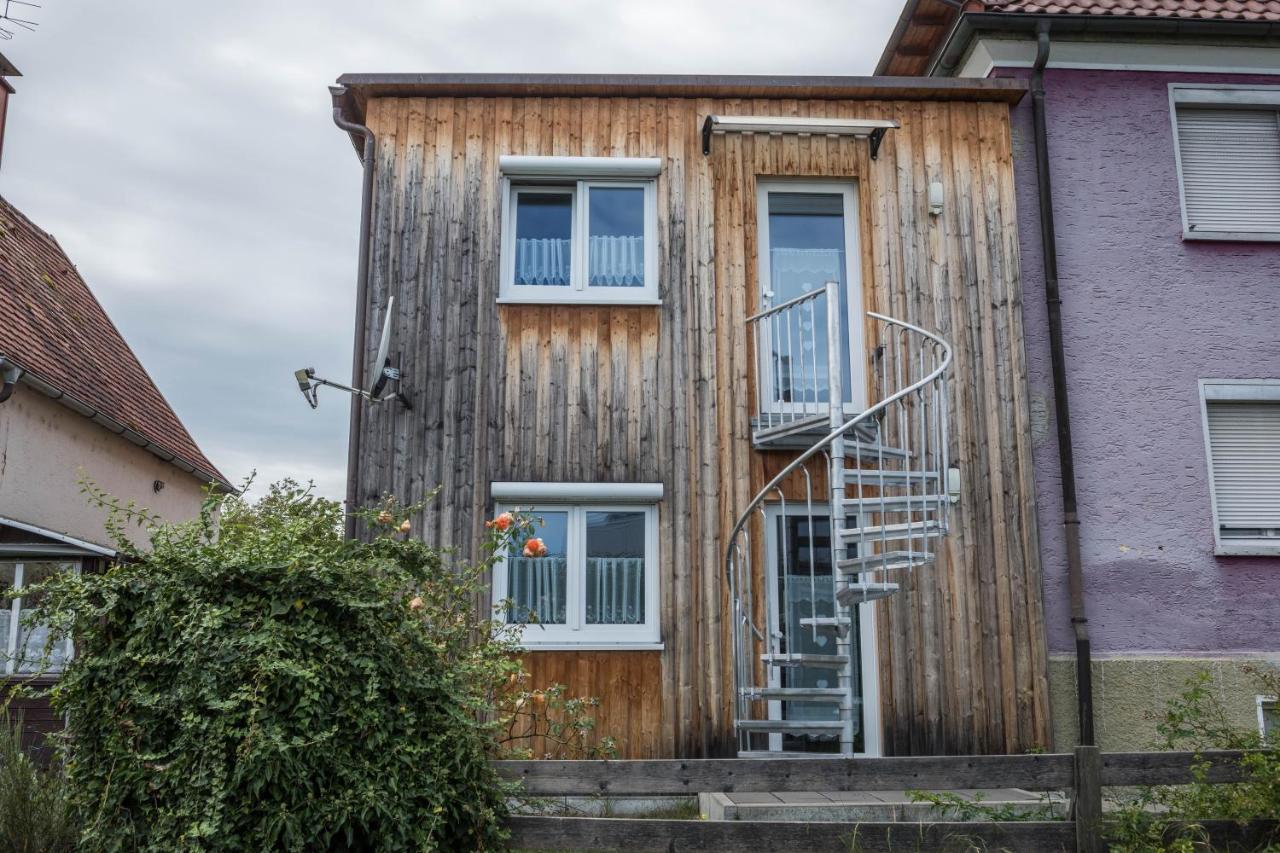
515;235;645;287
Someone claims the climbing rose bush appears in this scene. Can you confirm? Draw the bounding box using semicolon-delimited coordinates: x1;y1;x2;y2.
28;480;531;852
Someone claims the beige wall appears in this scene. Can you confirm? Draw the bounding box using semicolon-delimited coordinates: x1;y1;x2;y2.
1048;655;1279;752
0;385;210;549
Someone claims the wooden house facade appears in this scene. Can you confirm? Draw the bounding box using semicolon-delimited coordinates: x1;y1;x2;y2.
331;74;1050;759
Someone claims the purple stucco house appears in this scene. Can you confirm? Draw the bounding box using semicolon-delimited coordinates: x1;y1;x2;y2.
881;0;1280;750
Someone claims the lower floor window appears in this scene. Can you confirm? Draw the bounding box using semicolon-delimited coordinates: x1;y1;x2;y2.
1;560;76;675
493;501;659;647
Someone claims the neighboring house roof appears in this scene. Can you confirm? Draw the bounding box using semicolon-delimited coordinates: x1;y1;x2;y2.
981;0;1280;18
0;195;230;489
877;0;1280;75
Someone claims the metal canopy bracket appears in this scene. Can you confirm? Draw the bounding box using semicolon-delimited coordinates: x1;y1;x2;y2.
701;114;900;159
869;126;888;161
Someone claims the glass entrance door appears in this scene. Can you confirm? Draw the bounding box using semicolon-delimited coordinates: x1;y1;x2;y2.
756;182;866;413
766;509;878;755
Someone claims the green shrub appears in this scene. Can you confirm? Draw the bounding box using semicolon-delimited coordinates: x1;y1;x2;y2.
1107;665;1280;852
0;714;75;852
29;480;529;851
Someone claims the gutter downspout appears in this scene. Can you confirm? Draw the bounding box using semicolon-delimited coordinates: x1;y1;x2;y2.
0;357;22;404
330;85;376;540
1030;23;1095;747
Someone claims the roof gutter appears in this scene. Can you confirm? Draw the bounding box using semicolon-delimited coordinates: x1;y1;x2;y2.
931;12;1280;76
0;354;234;493
330;85;376;540
1028;22;1094;748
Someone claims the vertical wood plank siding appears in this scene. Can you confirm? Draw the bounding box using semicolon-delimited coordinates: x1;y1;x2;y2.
356;95;1050;758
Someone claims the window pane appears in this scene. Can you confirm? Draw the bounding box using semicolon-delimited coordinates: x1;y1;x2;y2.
766;191;852;405
585;511;646;625
506;512;568;624
588;187;645;288
514;192;572;286
0;563;14;671
16;562;68;673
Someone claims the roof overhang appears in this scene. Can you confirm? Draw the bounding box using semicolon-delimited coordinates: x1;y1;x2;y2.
0;355;234;493
701;115;900;158
0;516;115;557
925;12;1280;77
331;73;1027;155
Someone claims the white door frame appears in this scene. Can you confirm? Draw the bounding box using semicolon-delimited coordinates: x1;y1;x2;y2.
755;179;868;415
762;503;882;758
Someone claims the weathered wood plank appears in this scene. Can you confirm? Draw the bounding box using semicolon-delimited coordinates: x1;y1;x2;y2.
1099;750;1261;787
495;754;1074;795
506;816;1075;853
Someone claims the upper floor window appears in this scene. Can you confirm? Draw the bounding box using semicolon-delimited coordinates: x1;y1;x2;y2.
498;156;660;304
1171;85;1280;241
1200;380;1280;556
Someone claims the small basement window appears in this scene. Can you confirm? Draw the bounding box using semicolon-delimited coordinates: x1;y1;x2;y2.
1200;380;1280;555
0;560;77;675
499;156;660;304
1260;696;1279;742
490;482;661;648
1171;85;1280;241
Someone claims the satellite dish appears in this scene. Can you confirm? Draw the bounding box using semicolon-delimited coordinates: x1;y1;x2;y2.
291;293;410;411
368;295;395;395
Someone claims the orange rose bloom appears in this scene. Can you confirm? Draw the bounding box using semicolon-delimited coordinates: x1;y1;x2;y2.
522;538;548;558
489;512;514;532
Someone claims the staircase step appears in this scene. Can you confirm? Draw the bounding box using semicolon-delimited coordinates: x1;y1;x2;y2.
844;469;940;486
837;551;937;573
737;750;848;759
735;719;846;734
799;616;853;634
840;494;947;512
760;653;849;669
740;687;850;702
837;582;901;606
844;441;911;461
837;520;945;541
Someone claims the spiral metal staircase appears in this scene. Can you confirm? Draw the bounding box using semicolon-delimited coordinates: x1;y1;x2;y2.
726;281;954;757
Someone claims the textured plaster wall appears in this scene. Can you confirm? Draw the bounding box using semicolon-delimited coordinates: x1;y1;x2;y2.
0;385;208;549
1003;68;1280;657
1048;656;1278;751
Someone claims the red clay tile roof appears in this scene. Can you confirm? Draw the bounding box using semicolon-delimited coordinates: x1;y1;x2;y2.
982;0;1280;18
877;0;1280;75
0;194;228;487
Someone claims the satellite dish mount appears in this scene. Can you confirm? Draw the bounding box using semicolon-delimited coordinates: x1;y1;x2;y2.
294;296;412;410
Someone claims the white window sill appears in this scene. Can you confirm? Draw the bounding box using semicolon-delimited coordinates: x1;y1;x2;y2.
515;643;665;652
496;296;662;306
1215;541;1280;557
1184;230;1280;243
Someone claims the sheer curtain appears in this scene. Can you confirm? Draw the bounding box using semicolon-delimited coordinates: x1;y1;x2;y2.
589;235;645;287
514;237;572;286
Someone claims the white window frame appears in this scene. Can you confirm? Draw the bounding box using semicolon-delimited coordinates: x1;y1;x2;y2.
755;179;869;415
498;156;661;305
1169;84;1280;242
1259;695;1278;741
1;558;78;676
490;484;661;649
1199;379;1280;556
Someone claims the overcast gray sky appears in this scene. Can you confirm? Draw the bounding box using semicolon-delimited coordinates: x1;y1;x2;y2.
0;0;901;500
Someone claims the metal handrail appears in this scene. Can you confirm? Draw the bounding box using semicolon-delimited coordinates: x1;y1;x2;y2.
724;310;954;582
